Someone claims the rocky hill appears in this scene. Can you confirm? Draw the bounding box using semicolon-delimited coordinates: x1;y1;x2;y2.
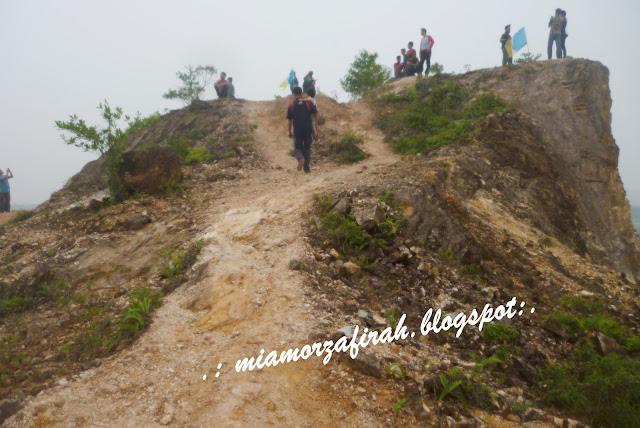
1;59;639;427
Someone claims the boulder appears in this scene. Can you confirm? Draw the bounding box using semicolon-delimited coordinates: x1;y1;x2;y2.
351;199;386;231
0;399;22;425
594;332;627;356
119;147;183;195
331;198;351;215
542;316;568;339
340;349;382;378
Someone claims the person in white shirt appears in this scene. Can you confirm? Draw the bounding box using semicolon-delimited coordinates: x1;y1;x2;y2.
419;28;435;76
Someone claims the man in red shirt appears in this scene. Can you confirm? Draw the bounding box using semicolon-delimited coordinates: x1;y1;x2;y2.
405;42;418;76
214;72;230;98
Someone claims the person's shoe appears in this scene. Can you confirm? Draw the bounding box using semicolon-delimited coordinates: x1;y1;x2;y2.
304;169;311;174
297;159;304;171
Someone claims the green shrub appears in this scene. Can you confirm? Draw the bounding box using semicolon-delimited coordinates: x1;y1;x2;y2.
539;339;640;427
466;94;510;119
376;81;508;155
320;212;369;254
184;147;212;164
538;236;554;247
11;210;35;223
483;323;519;344
326;131;368;163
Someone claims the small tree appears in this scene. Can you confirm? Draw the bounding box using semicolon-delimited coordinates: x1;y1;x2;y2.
163;65;217;105
515;53;542;64
430;63;445;76
55;100;126;154
56;101;160;202
340;50;391;99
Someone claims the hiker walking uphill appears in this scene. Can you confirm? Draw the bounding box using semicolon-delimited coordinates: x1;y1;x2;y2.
548;8;564;59
501;25;513;66
0;168;13;213
287;87;318;173
419;28;435;75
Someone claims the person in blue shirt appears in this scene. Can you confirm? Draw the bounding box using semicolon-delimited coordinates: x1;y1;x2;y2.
0;168;13;213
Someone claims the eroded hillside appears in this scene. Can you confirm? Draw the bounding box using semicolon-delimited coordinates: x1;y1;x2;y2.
1;59;639;427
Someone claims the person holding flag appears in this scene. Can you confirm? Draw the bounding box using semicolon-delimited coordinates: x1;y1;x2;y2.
289;70;299;94
500;25;513;66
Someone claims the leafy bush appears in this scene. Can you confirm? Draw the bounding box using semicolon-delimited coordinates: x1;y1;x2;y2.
482;323;519;343
341;50;391;99
538;236;554;247
184;147;212;164
539;339;640;427
320;212;369;254
326;131;368;163
466;94;510;119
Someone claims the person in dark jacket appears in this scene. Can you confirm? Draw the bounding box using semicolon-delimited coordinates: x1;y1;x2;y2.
500;25;513;66
287;87;318;173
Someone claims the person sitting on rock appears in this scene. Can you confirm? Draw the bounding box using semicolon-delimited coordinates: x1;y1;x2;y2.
287;87;318;173
405;42;418;76
0;168;13;213
214;72;230;98
228;77;236;99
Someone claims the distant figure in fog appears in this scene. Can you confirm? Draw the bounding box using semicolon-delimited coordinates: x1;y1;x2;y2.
560;10;568;57
214;72;230;98
548;8;564;59
0;168;13;213
501;24;513;66
228;77;236;98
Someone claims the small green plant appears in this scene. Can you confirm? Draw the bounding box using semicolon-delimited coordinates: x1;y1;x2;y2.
421;360;430;371
312;194;334;214
470;353;503;373
385;362;404;379
437;248;454;261
223;148;236;158
539;236;554;247
461;264;480;276
320;212;369;254
482;323;519;344
378;190;393;205
466;94;510;119
47;248;57;257
326;131;369;163
385;308;400;329
515;52;542;64
430;63;444;76
392;398;407;414
439;373;464;402
184;147;212;164
159;249;185;278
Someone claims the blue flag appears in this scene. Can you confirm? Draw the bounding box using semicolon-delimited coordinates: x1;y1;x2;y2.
513;27;527;52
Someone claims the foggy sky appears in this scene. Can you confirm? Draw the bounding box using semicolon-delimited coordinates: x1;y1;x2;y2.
1;0;639;206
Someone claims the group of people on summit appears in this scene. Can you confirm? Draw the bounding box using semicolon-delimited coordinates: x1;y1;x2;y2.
501;8;569;66
394;28;435;78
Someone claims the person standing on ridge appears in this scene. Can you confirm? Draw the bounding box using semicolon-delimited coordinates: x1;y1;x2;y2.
0;168;13;213
214;72;230;98
548;8;564;59
394;56;404;78
418;28;435;75
560;10;568;57
302;71;315;94
500;25;513;66
287;87;318;173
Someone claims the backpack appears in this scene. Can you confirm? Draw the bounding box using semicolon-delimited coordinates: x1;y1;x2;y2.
289;100;312;112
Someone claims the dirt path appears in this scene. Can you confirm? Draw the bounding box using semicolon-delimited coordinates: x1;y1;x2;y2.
6;99;399;427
